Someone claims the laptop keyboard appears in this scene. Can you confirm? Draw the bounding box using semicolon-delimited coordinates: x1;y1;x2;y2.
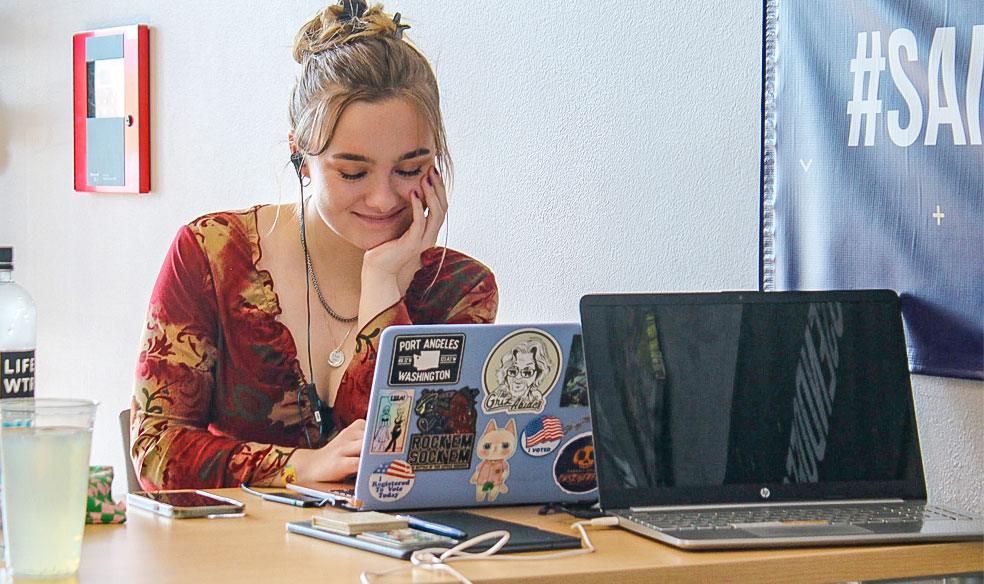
625;502;974;532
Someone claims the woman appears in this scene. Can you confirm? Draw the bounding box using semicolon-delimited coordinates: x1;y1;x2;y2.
130;1;497;490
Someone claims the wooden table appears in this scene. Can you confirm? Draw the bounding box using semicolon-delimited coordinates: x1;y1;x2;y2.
11;488;982;583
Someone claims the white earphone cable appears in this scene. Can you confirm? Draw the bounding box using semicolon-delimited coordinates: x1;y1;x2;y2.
360;516;619;584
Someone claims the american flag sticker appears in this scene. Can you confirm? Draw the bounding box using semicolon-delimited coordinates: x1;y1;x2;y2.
520;415;564;457
384;460;416;480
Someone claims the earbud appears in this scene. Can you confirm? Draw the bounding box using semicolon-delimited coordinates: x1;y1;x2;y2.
290;152;304;178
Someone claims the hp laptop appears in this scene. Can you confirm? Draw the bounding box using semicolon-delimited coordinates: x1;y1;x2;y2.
352;323;598;511
579;290;984;549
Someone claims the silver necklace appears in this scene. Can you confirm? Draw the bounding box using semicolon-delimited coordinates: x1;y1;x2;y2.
298;209;358;323
326;325;355;368
298;207;358;368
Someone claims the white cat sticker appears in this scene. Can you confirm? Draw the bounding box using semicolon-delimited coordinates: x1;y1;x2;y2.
469;418;517;502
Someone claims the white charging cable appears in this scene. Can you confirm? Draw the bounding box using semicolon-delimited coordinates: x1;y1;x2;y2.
360;516;620;584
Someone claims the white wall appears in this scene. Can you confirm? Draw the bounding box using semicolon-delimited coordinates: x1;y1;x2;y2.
0;1;980;512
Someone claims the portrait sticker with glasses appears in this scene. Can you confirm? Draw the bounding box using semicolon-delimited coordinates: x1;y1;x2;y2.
388;334;465;386
481;329;562;414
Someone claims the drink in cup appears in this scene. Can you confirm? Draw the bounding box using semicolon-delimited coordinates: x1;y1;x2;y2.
0;398;98;578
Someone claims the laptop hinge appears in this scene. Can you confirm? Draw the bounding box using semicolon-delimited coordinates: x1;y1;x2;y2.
629;499;907;513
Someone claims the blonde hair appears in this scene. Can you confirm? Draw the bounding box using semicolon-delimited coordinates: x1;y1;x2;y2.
289;2;452;188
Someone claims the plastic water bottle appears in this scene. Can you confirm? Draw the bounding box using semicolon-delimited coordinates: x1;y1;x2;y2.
0;247;36;399
0;246;36;554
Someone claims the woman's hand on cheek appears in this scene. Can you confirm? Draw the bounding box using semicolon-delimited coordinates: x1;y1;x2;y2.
362;187;427;278
359;166;447;318
416;165;449;255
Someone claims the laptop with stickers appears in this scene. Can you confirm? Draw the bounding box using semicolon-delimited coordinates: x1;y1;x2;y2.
353;323;598;511
578;290;984;549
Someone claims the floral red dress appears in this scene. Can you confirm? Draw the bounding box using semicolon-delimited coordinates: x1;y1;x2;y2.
131;206;497;489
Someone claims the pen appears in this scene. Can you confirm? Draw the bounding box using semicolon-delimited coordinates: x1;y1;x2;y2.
240;483;326;508
397;515;466;539
273;493;330;507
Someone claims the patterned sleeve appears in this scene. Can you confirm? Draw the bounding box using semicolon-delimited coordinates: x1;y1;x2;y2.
130;225;295;490
329;248;498;428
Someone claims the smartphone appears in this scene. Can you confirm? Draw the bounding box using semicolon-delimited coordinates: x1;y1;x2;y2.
127;490;245;519
356;527;458;550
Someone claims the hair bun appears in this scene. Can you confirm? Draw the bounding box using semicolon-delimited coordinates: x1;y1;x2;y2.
292;1;409;63
337;0;370;22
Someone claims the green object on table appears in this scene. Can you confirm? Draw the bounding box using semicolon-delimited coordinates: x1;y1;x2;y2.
86;466;126;524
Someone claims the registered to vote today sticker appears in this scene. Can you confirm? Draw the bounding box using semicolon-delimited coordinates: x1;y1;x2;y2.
367;460;416;502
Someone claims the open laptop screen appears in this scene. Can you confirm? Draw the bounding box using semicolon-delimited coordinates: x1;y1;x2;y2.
579;290;925;510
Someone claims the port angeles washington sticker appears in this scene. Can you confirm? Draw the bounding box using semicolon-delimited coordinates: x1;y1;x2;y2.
388;334;465;386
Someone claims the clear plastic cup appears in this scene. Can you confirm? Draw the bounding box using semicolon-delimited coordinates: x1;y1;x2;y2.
0;398;98;578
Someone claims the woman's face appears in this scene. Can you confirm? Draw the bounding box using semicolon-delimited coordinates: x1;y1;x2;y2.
306;98;436;250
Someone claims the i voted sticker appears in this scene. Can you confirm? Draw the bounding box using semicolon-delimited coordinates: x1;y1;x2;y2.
520;415;563;457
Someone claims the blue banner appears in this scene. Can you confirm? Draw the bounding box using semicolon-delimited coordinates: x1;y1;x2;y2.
763;0;983;379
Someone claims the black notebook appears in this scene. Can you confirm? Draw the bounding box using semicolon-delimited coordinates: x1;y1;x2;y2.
410;510;582;553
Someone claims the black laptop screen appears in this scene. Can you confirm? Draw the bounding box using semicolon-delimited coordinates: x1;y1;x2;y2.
579;290;926;509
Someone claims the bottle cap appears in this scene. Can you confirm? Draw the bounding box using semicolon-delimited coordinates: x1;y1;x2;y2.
0;247;11;270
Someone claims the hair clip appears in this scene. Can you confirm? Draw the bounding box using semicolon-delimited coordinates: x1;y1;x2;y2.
338;0;368;22
392;12;411;39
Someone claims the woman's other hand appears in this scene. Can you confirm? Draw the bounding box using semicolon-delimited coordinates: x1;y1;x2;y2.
290;418;367;483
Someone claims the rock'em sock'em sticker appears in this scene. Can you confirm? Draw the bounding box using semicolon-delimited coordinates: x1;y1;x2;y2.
406;387;478;470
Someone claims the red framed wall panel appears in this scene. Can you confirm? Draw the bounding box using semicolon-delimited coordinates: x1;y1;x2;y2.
73;25;150;193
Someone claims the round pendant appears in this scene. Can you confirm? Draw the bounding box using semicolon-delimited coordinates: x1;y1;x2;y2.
327;348;345;368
